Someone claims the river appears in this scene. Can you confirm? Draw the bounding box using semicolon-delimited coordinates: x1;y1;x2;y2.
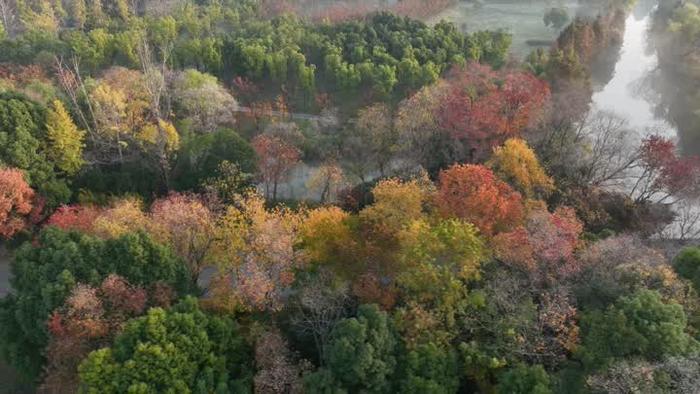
590;0;677;141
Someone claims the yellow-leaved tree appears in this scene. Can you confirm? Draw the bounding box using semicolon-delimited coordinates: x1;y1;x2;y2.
488;138;555;198
45;99;85;175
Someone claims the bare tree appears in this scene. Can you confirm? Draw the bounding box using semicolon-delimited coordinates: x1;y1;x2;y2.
0;0;17;37
660;199;700;241
289;271;352;361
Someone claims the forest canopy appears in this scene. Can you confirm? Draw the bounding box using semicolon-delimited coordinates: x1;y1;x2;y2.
1;0;700;393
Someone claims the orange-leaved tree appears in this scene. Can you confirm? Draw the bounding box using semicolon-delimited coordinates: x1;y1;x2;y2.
0;168;35;238
436;164;523;236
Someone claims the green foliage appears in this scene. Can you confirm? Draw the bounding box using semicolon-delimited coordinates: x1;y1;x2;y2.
396;342;459;394
306;304;398;393
173;128;256;192
0;91;69;206
674;247;700;293
78;297;253;393
497;364;552;394
578;289;699;370
0;227;191;379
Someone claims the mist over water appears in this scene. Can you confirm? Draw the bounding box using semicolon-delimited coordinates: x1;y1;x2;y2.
590;0;677;142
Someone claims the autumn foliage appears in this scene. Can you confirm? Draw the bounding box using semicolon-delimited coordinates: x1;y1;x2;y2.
42;275;173;393
635;135;700;202
437;64;550;159
488;138;555;197
46;205;102;234
493;203;584;282
252;134;301;201
436;164;524;236
0;168;35;238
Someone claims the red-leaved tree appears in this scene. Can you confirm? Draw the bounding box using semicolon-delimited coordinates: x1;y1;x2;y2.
46;205;102;234
0;168;35;238
252;134;301;201
437;64;550;160
631;135;700;203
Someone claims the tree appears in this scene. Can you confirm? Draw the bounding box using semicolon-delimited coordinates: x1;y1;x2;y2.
78;297;253;392
0;92;69;207
354;177;430;298
254;329;307;394
436;164;523;236
305;304;398;393
492;203;583;284
543;8;569;30
497;364;552;394
397;219;486;323
40;275;170;393
252;134;300;201
306;163;345;203
45;99;84;175
46;204;101;233
575;235;690;311
289;270;352;361
201;160;254;205
436;64;549;160
631;135;700;204
343;103;397;181
488;138;554;198
209;194;304;312
578;290;699;370
300;206;354;265
0;227;190;379
673;247;700;294
587;356;700;394
173;128;256;193
395;81;454;174
91;198;149;239
170;69;238;134
149;193;217;285
69;0;86;29
396;342;459;394
0;168;35;238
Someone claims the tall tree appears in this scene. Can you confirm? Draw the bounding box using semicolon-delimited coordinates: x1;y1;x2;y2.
45;99;84;176
0;92;69;207
252;134;300;201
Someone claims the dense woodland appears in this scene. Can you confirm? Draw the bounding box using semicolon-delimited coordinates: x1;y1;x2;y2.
1;0;700;393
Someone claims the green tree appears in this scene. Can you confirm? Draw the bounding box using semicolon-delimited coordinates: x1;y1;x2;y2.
673;247;700;293
397;342;459;394
173;128;256;192
78;297;253;393
497;364;552;394
0;92;69;207
0;227;190;379
305;304;398;393
578;289;699;369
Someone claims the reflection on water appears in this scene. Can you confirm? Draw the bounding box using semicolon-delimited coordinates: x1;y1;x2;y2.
590;0;676;139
